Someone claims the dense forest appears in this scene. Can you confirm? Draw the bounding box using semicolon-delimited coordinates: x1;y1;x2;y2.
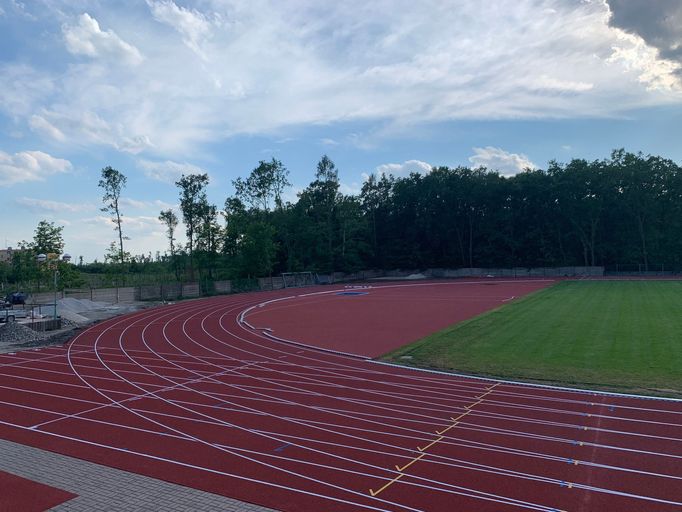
3;149;682;290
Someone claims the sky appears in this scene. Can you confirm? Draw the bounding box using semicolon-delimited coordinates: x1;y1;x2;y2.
1;0;681;262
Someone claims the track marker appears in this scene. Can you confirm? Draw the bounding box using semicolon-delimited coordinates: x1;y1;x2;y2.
450;410;471;422
418;436;443;452
436;422;458;435
395;453;425;472
368;473;403;497
474;382;501;399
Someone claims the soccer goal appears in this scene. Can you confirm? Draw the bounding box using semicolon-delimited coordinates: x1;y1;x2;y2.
281;271;316;288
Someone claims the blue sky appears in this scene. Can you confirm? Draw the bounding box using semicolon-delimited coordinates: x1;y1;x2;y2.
1;0;681;262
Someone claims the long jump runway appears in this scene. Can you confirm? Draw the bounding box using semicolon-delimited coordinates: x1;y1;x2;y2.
0;281;681;511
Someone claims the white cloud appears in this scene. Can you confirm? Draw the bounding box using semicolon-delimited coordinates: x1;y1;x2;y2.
1;0;682;160
82;214;163;234
0;150;72;186
468;146;536;176
62;13;143;65
339;182;362;196
320;138;339;146
374;159;432;178
608;31;682;91
30;109;153;154
0;64;54;117
147;0;215;60
137;159;206;184
15;197;94;213
119;197;176;210
534;75;594;93
29;115;66;141
77;214;172;260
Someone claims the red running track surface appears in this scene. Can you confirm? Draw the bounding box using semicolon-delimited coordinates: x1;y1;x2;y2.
244;279;553;357
0;280;681;512
0;469;76;511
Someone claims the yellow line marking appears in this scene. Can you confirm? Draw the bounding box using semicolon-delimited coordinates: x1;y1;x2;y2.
476;383;500;399
465;400;482;409
369;473;404;497
395;453;425;472
436;422;458;435
418;436;444;452
451;410;471;422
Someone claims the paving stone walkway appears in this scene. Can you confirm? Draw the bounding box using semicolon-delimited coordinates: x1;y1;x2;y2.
0;438;277;511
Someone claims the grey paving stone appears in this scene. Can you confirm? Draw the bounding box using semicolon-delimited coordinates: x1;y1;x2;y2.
0;439;277;512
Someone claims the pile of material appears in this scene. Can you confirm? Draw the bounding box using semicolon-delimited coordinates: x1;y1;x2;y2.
0;321;45;344
57;298;109;325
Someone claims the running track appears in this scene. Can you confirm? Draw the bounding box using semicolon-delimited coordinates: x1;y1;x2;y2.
0;281;681;511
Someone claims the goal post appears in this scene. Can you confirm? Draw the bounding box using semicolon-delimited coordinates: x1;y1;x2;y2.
281;271;316;288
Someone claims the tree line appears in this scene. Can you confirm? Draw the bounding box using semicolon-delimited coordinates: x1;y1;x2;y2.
153;148;682;278
3;148;681;290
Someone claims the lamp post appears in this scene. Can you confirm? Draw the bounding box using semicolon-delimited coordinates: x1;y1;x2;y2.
36;253;71;319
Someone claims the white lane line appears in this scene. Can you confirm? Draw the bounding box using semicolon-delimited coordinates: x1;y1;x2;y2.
67;301;428;512
146;301;682;500
28;363;262;430
0;418;405;512
6;288;680;508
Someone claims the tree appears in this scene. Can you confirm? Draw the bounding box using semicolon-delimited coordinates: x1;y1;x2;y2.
296;155;341;271
158;209;179;279
98;166;128;266
360;173;394;267
176;173;210;279
233;158;291;211
33;220;64;255
195;203;221;280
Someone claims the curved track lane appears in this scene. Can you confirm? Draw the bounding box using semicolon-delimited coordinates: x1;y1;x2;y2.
0;283;681;511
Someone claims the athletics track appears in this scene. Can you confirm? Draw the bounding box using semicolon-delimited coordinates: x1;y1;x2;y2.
0;280;681;511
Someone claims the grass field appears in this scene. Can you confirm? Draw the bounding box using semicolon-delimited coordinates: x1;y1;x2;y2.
385;280;682;397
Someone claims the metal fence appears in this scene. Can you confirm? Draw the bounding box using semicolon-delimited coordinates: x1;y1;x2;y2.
26;267;607;305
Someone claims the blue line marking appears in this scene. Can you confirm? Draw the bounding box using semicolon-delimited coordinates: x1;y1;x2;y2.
336;291;369;296
274;443;292;452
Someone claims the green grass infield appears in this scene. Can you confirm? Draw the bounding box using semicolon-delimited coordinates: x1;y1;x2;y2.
384;280;682;398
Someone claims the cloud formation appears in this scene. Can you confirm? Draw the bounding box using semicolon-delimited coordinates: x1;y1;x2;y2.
62;13;143;65
374;159;433;178
147;0;215;60
137;159;206;184
2;0;679;159
468;147;536;176
0;150;72;186
607;1;682;67
15;197;95;213
119;197;175;210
